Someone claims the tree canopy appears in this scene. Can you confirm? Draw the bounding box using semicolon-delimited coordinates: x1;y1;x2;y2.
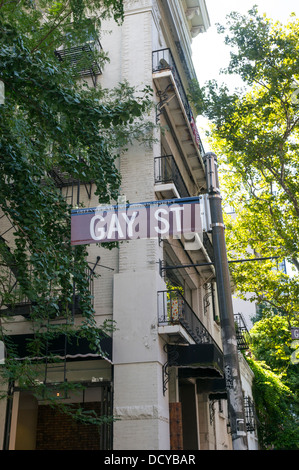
192;6;299;322
250;315;298;389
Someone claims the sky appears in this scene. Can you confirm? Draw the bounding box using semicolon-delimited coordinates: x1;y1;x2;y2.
191;1;299;149
192;0;299;85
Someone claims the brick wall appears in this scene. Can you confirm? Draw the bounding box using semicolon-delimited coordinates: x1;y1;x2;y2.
36;402;108;450
169;402;183;450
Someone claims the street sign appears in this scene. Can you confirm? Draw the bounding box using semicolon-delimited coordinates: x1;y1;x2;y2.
71;197;203;246
291;327;299;340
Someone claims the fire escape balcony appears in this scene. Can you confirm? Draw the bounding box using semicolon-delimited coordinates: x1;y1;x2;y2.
158;290;224;389
152;48;206;192
158;289;220;350
48;162;93;207
0;264;95;319
55;38;103;87
154;155;190;199
234;313;251;350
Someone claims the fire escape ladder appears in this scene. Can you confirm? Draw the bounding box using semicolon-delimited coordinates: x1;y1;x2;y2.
43;326;68;395
234;313;250;350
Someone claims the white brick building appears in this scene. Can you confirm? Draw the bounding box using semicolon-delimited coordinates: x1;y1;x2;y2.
0;0;258;450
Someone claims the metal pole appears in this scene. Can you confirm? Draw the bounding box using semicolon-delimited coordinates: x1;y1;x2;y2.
203;152;248;450
3;381;14;450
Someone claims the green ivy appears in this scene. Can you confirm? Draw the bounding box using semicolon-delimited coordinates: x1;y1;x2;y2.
246;357;299;449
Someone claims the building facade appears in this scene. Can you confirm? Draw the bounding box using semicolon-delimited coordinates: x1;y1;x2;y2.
0;0;258;450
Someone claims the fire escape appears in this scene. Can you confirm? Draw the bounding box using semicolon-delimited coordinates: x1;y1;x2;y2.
55;38;103;87
234;313;250;350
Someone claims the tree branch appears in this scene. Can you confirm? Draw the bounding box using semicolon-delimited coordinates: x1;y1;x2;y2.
30;3;72;53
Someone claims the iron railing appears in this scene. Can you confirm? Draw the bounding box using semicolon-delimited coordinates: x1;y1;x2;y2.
158;289;221;352
154;155;189;198
1;264;94;315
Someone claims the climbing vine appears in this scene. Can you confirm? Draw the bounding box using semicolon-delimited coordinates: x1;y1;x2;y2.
246;357;299;449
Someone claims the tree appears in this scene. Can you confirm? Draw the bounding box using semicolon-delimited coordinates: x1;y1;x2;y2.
191;6;299;322
223;207;299;323
250;315;299;392
0;0;154;423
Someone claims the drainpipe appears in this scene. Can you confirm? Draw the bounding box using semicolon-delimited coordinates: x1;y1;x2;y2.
203;152;248;450
3;381;14;450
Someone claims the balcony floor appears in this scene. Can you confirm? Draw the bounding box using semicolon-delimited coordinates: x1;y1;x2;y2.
158;323;196;345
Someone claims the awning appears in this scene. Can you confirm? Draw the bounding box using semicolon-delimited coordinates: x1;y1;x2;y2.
197;377;227;400
168;343;224;378
5;333;112;363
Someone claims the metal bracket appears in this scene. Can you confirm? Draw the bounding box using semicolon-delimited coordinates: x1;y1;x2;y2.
162;343;179;396
156;84;175;123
